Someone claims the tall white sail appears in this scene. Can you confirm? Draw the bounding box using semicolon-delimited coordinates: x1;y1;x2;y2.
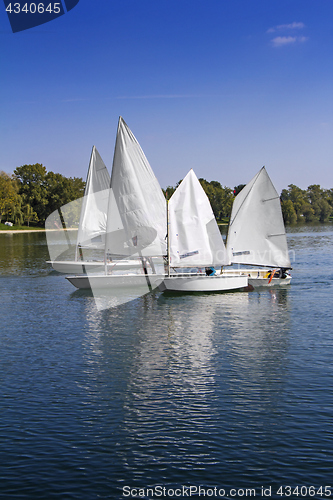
105;117;167;258
227;167;291;268
76;146;110;249
168;169;229;267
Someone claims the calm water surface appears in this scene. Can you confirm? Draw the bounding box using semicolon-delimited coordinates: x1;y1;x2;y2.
0;225;332;499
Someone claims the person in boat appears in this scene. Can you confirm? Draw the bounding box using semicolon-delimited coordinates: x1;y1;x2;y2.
278;268;289;279
264;268;289;280
205;267;216;276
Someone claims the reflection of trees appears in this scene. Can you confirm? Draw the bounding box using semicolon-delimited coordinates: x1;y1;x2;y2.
45;198;82;262
0;232;49;275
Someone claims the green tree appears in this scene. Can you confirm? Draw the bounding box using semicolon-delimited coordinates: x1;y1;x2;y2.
281;199;297;224
316;199;332;222
307;184;322;204
0;171;22;224
219;186;235;218
281;184;307;222
22;203;39;227
301;203;315;222
233;184;246;196
163;185;178;200
199;178;234;219
14;164;85;225
14;164;48;223
306;184;332;222
45;172;85;215
11;197;24;226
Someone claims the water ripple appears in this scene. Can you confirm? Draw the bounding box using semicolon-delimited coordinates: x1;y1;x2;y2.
0;227;333;498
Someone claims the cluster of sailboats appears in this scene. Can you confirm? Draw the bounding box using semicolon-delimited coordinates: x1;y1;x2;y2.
46;117;292;295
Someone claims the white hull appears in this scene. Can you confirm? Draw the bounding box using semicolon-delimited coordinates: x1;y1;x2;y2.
159;274;248;292
47;259;142;274
221;268;291;288
66;273;165;290
248;277;291;287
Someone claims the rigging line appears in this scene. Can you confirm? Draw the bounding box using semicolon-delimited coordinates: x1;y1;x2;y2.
58;208;72;247
76;146;94;261
228;167;264;227
109;118;120;191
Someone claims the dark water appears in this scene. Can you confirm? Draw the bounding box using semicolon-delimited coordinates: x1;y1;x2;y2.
0;226;332;499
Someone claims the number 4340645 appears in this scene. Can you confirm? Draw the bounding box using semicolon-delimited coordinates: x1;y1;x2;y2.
6;3;61;14
276;486;332;497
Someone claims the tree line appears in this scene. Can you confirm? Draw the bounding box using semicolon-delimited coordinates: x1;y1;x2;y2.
164;179;333;224
0;163;332;227
280;184;333;224
0;164;85;226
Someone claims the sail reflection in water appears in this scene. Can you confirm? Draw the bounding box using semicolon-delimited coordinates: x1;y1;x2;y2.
79;288;291;483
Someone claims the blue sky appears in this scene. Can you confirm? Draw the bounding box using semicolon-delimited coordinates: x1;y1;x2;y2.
1;0;332;192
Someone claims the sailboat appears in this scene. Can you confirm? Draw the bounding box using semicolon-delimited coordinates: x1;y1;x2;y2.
46;145;112;274
222;167;292;287
159;169;248;292
66;117;167;290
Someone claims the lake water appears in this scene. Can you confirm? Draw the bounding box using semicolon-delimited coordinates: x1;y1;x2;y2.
0;225;333;499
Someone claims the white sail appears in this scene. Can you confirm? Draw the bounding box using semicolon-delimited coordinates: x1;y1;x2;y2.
105;117;167;258
227;167;291;268
168;169;229;267
76;146;110;249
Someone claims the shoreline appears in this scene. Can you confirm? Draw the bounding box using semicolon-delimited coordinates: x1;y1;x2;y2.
0;228;78;234
0;229;47;234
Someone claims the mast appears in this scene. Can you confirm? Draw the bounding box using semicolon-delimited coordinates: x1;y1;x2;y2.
75;145;110;264
167;198;170;277
75;146;95;262
103;118;120;272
